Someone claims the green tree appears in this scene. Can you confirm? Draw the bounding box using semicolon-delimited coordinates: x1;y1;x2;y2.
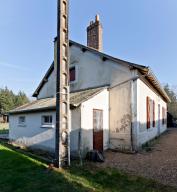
14;91;29;108
0;87;29;113
164;84;177;119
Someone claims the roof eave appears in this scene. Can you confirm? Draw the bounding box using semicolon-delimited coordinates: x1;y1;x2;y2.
32;62;54;97
9;103;80;115
9;106;56;115
137;67;171;103
148;68;171;103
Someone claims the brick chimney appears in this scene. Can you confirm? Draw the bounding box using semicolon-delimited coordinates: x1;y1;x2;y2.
87;15;103;51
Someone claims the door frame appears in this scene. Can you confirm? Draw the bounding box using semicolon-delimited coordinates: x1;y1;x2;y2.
93;109;104;151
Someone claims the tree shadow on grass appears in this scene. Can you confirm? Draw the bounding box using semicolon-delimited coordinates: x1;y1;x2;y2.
0;146;92;192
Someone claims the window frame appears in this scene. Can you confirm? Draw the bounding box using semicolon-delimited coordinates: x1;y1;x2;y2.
147;97;157;129
69;65;78;84
41;115;54;128
18;116;26;127
93;109;103;132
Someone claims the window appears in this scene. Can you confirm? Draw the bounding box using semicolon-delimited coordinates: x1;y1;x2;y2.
93;109;103;151
93;109;103;132
69;67;76;82
18;116;26;126
162;107;166;125
147;97;156;129
42;115;53;125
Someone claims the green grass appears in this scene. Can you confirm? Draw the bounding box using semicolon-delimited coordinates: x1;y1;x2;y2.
0;123;9;134
0;143;177;192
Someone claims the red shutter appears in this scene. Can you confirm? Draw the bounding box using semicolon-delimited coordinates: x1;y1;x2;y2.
162;107;165;125
70;67;76;82
165;108;167;124
147;97;150;129
162;107;163;125
153;101;156;127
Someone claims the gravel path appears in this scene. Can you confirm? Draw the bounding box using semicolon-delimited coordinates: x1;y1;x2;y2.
99;129;177;188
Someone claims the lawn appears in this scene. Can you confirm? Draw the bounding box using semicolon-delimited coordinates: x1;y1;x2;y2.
0;123;9;134
0;143;177;192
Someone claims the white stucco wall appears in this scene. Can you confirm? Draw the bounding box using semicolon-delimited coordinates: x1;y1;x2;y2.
37;70;56;99
70;107;81;155
109;81;132;151
9;109;81;153
9;89;109;155
9;111;56;152
136;79;167;147
80;89;109;155
38;42;131;99
68;45;131;92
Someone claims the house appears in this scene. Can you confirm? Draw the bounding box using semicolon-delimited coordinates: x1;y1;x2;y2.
0;113;8;123
9;15;170;156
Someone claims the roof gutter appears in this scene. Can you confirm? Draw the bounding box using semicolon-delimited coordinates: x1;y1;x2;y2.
9;103;78;115
141;67;171;103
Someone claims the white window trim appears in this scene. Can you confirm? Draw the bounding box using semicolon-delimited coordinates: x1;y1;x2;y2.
70;65;78;85
41;115;54;129
18;116;26;127
41;124;55;128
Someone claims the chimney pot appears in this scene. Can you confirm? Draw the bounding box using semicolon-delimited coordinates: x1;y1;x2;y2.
87;15;103;51
95;14;100;22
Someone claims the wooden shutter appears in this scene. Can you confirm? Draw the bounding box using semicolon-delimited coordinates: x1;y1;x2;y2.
162;107;165;125
70;67;76;82
153;101;156;127
147;97;150;129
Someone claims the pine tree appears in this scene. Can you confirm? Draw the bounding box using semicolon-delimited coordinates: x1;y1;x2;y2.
164;84;177;119
0;87;29;113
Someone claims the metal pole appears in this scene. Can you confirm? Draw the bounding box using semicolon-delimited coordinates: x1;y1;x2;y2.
55;0;70;168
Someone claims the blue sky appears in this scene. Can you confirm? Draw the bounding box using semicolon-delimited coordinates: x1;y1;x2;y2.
0;0;177;97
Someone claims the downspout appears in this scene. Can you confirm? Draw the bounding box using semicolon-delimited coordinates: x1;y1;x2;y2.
130;79;134;152
109;89;111;150
78;105;83;166
109;68;150;152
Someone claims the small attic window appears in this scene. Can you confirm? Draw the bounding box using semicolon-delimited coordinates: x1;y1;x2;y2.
70;67;76;82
